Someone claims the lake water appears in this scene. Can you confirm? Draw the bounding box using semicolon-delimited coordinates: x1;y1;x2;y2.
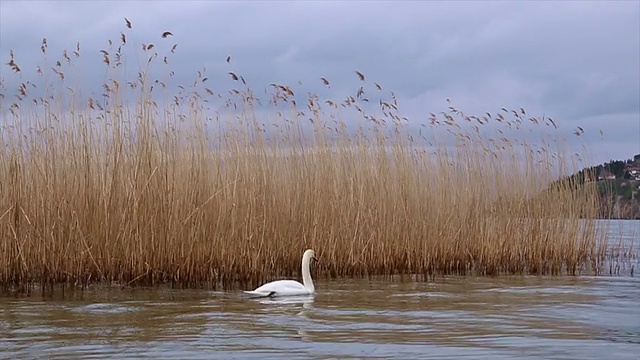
1;220;638;359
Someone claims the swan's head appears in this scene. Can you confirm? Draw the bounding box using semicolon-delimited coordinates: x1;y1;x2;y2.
303;249;316;262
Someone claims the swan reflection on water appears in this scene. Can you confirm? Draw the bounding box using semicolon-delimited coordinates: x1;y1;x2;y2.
248;294;315;341
253;294;315;308
253;294;315;317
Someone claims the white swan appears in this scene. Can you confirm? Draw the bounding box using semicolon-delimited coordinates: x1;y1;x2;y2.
244;249;316;297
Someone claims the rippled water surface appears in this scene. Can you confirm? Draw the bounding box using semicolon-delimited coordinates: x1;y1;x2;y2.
1;221;639;359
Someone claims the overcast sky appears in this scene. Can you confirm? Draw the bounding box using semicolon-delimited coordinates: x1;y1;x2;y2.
1;1;639;167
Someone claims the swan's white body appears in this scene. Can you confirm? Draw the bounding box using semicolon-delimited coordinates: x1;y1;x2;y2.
245;249;316;298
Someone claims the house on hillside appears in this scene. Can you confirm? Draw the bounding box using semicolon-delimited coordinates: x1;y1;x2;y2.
598;171;616;181
625;163;640;181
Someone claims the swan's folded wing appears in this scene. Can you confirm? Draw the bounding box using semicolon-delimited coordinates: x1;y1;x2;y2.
246;280;308;297
253;280;305;292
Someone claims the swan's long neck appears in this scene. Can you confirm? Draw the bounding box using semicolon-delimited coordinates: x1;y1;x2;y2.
301;252;314;292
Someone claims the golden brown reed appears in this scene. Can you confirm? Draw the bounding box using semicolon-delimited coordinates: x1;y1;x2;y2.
0;25;607;293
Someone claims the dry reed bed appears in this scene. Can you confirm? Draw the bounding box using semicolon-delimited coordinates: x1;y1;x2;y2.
0;23;607;292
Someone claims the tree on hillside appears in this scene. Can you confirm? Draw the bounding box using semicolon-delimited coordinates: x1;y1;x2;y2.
604;160;626;178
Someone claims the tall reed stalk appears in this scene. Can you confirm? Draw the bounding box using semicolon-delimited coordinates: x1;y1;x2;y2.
0;24;607;293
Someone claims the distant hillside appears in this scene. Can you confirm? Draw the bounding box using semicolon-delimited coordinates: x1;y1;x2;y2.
570;154;640;219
